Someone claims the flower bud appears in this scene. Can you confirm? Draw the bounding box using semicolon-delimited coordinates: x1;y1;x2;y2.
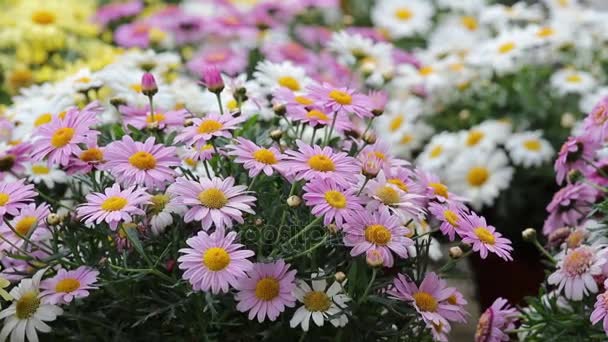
287;195;301;208
366;249;384;267
109;97;127;109
184;119;194;127
326;223;338;235
165;259;176;272
334;271;346;283
201;67;224;94
561;112;576;128
522;228;537;242
449;246;463;259
270;129;283;141
273;103;286;117
254;218;264;226
46;213;61;225
363;132;377;145
567;169;583;183
548;227;571;247
458;242;471;252
141;72;158;97
361;156;382;179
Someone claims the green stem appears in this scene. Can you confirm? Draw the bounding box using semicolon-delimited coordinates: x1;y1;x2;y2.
284;235;328;261
439;250;473;274
356;178;370;196
148;95;155;122
273;216;322;257
310;127;317;146
362;117;374;136
533;240;557;265
358;268;377;304
274;182;298;245
323;112;339;146
216;93;224;115
203;160;212;179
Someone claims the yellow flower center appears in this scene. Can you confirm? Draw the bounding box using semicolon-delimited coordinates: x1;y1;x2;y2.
566;230;585;249
419;66;434;76
566;74;582;83
329;90;352;105
198;188;228;209
277;76;301;91
203;247;231;271
130;84;142;93
252;149;277;165
444;210;459;227
0;193;9;206
399;134;413;145
474;227;496;245
303;291;331;312
523;139;541;151
413;291;438;312
76;77;91;84
31;10;56;25
34;113;53;127
15;216;37;236
498;41;516;54
447;294;458;305
394;7;413;21
51;127;75;148
466;130;484;147
150;194;170;213
376;185;400;205
563;248;593;275
430;146;443;158
389;116;404;132
255;277;280;301
460;16;478;31
197;120;223;134
31;165;49;175
146;113;166;124
306;110;329;121
55;278;81;293
227;99;239;111
429;182;449;198
324;190;347;209
295;96;314;105
129;151;157;170
467;167;489;187
15;291;40;319
308;155;335;172
80;148;103;162
365;224;392;245
101;196;128;212
537;26;555;37
388;178;408;192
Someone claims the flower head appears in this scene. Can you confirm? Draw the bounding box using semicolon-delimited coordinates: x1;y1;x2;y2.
175;113;245;147
226;138;286;177
302;178;364;228
200;66;225;93
308;83;372;118
77;184;151;230
475;297;518;342
548;245;606;300
40;266;99;305
460;213;513;261
0;203;50;253
0;179;37;219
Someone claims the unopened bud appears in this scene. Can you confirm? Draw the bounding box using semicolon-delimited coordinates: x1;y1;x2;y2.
522;228;537;242
548;227;571;247
458;242;471;252
449;246;463;259
273;104;286;117
363;132;377;145
334;271;346;283
567;169;583;183
110;97;127;109
270;129;283;141
366;249;384;267
459;109;470;120
561;112;576;128
184;119;194;127
344;129;361;139
141;72;158;97
46;213;61;225
165;259;176;272
200;67;224;94
254;218;264;226
287;195;301;208
326;223;338;235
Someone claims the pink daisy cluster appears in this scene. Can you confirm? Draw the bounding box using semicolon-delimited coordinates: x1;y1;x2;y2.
475;297;518;342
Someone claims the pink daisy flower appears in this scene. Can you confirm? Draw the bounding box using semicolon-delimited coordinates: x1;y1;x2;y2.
308;83;372;118
302;178;364;227
167;177;256;231
178;228;254;294
428;202;467;241
543;183;596;235
274;88;314;118
31;102;101;166
292;106;352;132
175;113;245;147
121;105;187;131
460;213;513;261
0;179;37;219
475;297;518;342
66;144;105;175
583;96;608;143
77;184;151;230
554;135;597;185
103;136;180;189
384;166;428;208
183;144;216;162
388;272;463;326
364;170;425;219
0;203;50;253
417;170;467;206
343;207;412;267
187;46;249;76
40;266;99;305
226;138;286;177
548;245;606;300
234;260;297;322
591;280;608;335
0;142;31;176
284;140;359;187
95;0;143;27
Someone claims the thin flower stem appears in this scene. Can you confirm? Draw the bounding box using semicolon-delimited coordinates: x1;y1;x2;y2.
284;234;328;261
439;250;473;274
248;175;258;190
148;96;155;122
324;111;339;146
358;268;378;304
310;127;317;146
274;182;299;245
533;240;557;265
362;117;375;136
356;178;370;196
203;160;212;179
281;216;323;248
216;93;224;115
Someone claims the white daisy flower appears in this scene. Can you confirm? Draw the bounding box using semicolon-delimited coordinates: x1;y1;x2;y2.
290;271;350;331
458;120;511;152
447;149;514;209
550;68;596;95
376;97;424;136
59;68;103;92
8;95;74;141
98;67;176;110
387;120;434;158
327;31;377;66
168;77;217;115
0;269;63;342
479;3;544;29
253;60;311;95
416;132;460;172
506;131;554;168
435;0;485;13
114;50;182;76
428;15;486;56
406;219;443;261
371;0;434;39
467;28;535;73
26;163;66;189
579;86;608;113
148;192;186;236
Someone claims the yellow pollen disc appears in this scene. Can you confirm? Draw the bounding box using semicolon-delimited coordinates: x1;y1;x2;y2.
324;190;347;209
255;277;280;301
413;291;438;312
203;247;231;271
306;110;329;121
303;291;331;312
295;96;314;105
443;210;459;227
146;113;166;123
399;134;413;145
474;227;496;245
523;139;541;151
566;74;582;83
80;148;103;162
0;193;9;206
198;188;228;209
566;231;585;249
466;130;484;147
389;116;403;132
55;278;81;293
15;291;40;319
563;248;593;275
227;99;239;111
372;151;386;160
31;10;56;25
537;27;555;37
388;179;408;192
376;185;400;205
329;90;352;105
101;196;128;212
34;113;53;127
447;294;458;305
15;216;37;236
277;76;301;91
253;149;277;164
498;42;516;54
76;77;91;83
429;146;443;158
129;151;157;170
419;66;434;76
467;167;489;187
184;158;197;167
308;155;335;172
460;16;478;31
394;7;413;21
130;84;142;93
31;165;49;175
429;182;449;198
51;127;75;148
150;194;170;213
197;119;223;134
365;224;392;245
